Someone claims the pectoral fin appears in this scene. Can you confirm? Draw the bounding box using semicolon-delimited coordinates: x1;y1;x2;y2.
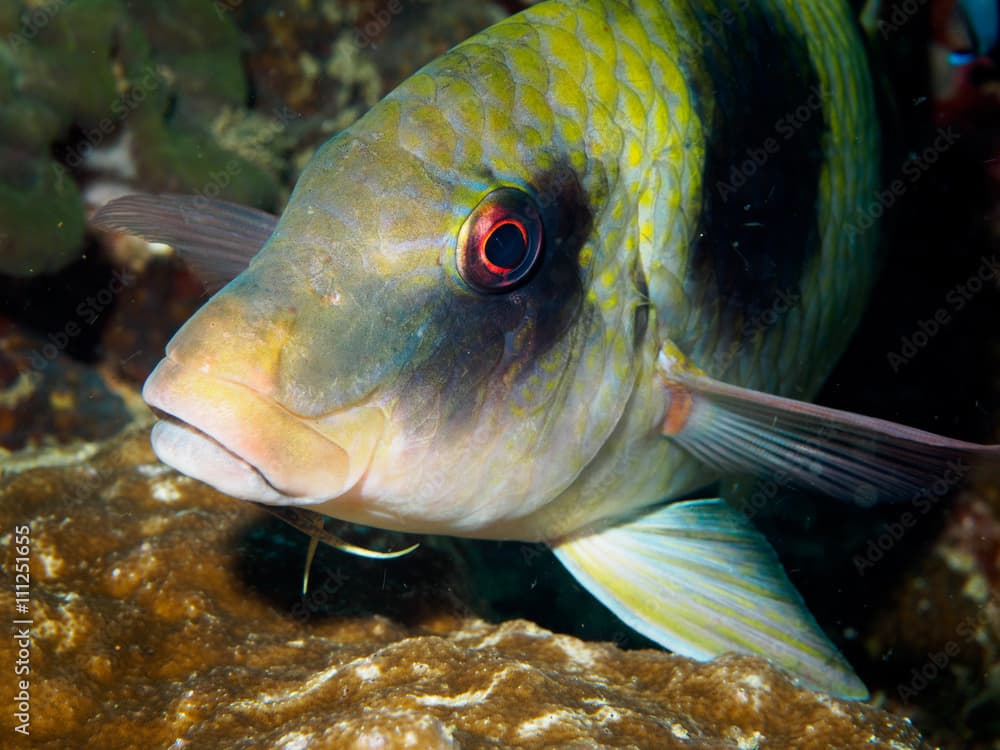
552;499;867;699
658;343;1000;503
90;194;279;292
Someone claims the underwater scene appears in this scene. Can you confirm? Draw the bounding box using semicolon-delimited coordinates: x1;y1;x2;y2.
1;0;1000;747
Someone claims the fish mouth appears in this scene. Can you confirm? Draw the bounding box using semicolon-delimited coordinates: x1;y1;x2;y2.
142;357;385;504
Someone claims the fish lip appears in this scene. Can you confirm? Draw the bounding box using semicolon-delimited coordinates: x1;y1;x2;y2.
149;415;294;503
142;355;384;503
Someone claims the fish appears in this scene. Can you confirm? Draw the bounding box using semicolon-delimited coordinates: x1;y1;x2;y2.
934;0;998;64
92;0;1000;699
931;0;999;112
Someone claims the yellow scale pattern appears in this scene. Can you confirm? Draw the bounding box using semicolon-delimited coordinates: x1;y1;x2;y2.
361;0;879;534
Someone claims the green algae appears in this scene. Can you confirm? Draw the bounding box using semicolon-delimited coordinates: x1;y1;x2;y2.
0;152;84;276
0;0;281;277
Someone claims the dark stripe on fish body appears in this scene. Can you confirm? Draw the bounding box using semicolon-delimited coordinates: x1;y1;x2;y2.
682;4;825;344
401;161;595;430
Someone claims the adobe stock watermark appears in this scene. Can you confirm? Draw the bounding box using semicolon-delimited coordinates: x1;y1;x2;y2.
25;269;136;373
353;0;404;48
895;592;996;702
10;524;32;737
886;253;1000;372
715;85;830;203
189;158;245;214
536;164;579;212
845;126;961;239
5;0;67;50
290;566;350;623
63;65;163;169
688;0;753;50
710;287;802;372
876;0;929;40
212;0;244;19
186;103;299;217
735;417;846;520
852;459;970;576
213;0;400;45
738;470;796;522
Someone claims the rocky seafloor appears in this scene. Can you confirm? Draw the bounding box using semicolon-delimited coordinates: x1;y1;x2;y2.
2;0;1000;748
0;428;931;748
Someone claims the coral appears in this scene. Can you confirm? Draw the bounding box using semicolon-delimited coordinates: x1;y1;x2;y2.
862;483;1000;748
0;0;121;275
0;429;931;749
0;150;85;276
235;0;511;171
0;319;138;453
0;0;515;277
0;0;283;277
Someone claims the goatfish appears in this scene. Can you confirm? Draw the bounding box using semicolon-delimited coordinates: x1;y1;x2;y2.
93;0;1000;699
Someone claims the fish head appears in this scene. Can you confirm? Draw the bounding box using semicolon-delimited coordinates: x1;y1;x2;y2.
144;38;649;537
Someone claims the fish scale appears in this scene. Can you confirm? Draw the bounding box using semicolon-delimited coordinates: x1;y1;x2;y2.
382;0;873;530
431;0;874;405
94;0;1000;700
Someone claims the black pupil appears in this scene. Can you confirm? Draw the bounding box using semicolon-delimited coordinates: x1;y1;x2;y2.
484;222;527;270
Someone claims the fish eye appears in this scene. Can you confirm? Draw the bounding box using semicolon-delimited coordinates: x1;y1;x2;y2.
456;187;543;293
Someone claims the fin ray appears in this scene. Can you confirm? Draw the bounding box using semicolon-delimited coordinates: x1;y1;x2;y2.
659;349;999;503
91;194;279;291
553;499;868;699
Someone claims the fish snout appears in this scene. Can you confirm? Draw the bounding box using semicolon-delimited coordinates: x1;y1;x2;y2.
142;357;385;504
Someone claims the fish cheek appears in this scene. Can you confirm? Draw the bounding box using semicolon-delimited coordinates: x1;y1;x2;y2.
392;258;586;452
386;163;595;481
438;183;592;435
382;302;506;465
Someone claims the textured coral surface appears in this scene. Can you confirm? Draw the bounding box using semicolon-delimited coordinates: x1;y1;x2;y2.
0;429;930;750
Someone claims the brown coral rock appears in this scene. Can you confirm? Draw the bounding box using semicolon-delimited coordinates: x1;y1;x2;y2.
0;429;929;749
864;486;1000;748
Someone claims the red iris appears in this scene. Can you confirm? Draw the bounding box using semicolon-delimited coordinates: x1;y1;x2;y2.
457;188;543;293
